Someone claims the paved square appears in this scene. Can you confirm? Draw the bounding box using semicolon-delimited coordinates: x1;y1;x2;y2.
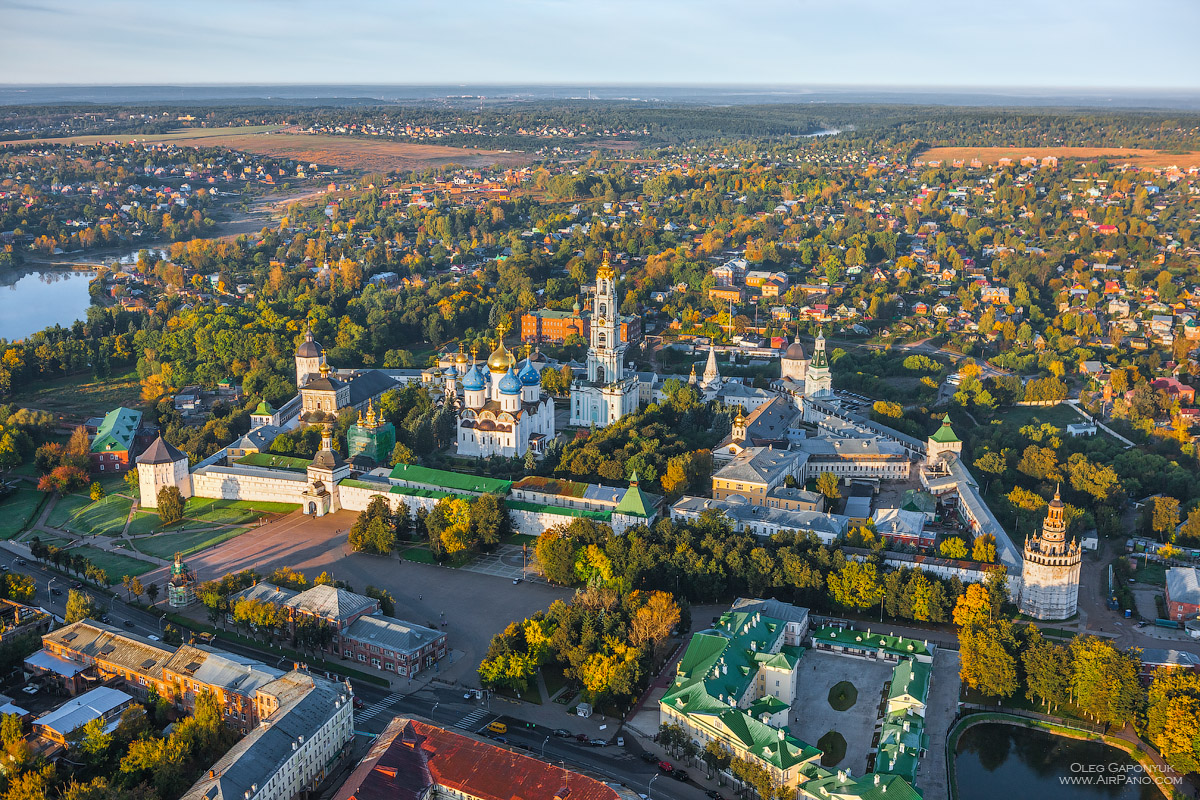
789;649;894;774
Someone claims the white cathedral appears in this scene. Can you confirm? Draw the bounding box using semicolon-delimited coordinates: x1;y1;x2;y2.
452;322;556;459
569;252;640;427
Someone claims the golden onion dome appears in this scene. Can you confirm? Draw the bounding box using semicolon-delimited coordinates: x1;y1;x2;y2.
487;341;514;372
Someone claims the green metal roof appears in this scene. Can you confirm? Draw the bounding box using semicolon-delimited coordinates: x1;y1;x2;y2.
254;399;276;415
388;463;512;495
90;407;141;454
614;478;656;517
235;452;311;472
796;766;923;800
887;658;931;707
811;626;935;660
928;414;960;444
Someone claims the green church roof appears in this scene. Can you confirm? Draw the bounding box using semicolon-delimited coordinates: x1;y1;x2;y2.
254;399;276;415
929;414;960;444
614;474;657;517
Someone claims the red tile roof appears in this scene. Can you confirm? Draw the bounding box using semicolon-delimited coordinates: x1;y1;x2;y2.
335;717;622;800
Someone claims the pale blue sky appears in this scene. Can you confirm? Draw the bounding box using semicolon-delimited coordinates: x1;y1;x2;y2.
2;0;1197;88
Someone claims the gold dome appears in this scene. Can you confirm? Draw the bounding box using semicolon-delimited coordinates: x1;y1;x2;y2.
487;321;514;372
455;344;468;365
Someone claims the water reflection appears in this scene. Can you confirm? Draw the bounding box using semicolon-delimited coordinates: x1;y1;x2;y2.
956;723;1161;800
0;268;96;342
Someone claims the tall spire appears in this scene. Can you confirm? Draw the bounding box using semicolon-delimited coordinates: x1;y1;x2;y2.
702;344;721;388
811;327;828;368
366;399;377;427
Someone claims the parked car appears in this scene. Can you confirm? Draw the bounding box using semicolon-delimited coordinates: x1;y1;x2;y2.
706;791;726;800
657;762;674;773
491;735;507;743
123;620;135;628
671;770;689;782
553;729;572;738
576;733;588;742
50;589;62;596
512;578;522;585
639;752;658;763
147;634;160;641
15;559;25;566
352;697;365;710
588;739;607;747
616;736;624;747
71;581;82;589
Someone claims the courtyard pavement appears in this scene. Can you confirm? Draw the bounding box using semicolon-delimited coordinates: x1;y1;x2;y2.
917;649;960;800
148;510;572;688
789;649;893;775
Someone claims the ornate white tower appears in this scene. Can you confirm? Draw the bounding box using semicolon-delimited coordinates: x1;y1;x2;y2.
805;328;833;398
136;436;192;508
1018;487;1082;620
780;328;809;382
701;345;722;391
586;250;626;386
570;251;640;427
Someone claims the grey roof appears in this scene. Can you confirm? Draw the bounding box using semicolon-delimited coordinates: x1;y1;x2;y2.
731;597;810;629
766;486;824;506
137;435;187;465
872;507;927;537
230;582;300;607
1139;648;1200;668
180;672;350;800
671;495;849;540
342;615;443;657
843;495;874;520
800;437;909;459
345;369;400;407
228;425;286;452
25;649;88;677
34;686;131;738
285;585;376;622
1167;567;1200;607
43;620;174;680
948;457;1022;573
741;396;803;444
714;446;806;486
165;645;284;696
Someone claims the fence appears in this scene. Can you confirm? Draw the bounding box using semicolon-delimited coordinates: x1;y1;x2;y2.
957;703;1106;734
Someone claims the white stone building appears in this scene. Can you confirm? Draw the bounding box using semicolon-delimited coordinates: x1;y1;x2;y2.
1018;488;1082;620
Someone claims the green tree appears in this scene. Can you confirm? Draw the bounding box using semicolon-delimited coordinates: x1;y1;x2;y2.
470;493;507;549
939;537;969;560
1145;670;1200;774
959;619;1018;698
1070;636;1144;727
156;486;184;525
1022;626;1072;711
828;561;884;610
65;589;94;623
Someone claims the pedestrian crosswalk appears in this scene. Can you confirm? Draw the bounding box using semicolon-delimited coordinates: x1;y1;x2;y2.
455;708;488;730
356;696;397;720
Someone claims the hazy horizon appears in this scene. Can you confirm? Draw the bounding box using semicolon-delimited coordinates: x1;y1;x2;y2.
2;0;1197;91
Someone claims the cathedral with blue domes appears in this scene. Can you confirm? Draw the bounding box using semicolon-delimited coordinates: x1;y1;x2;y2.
453;321;556;459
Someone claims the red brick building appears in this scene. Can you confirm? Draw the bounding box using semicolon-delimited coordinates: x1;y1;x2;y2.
520;308;641;344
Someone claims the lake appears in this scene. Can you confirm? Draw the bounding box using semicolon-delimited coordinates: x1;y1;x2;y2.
0;268;97;342
956;723;1165;800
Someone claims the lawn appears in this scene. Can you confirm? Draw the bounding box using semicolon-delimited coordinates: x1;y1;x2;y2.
20;532;70;548
70;545;155;580
1132;560;1167;587
8;368;143;417
0;488;45;539
817;731;847;767
988;403;1081;431
132;527;249;560
45;494;93;530
183;497;300;524
828;681;858;711
53;495;132;537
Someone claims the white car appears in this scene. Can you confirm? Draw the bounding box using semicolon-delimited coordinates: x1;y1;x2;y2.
147;634;161;641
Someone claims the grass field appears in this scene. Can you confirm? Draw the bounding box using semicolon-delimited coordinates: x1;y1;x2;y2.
132;527;249;560
8;368;142;418
917;146;1200;169
183;497;299;523
70;545;154;580
1133;560;1167;587
0;488;45;539
19;532;70;547
45;494;92;529
52;495;132;537
988;403;1081;431
13;126;532;173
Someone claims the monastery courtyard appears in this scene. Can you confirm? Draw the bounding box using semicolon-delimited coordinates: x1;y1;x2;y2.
143;510;571;681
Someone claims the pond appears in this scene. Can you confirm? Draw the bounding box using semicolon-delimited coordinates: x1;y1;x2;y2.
0;267;97;342
956;723;1165;800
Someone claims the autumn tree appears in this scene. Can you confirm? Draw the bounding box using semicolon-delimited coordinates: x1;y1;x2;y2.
1070;636;1144;727
828;561;884;610
816;471;841;500
971;533;997;564
959;619;1019;698
939;537;969;560
1145;670;1200;774
65;589;95;624
1151;496;1181;541
630;591;681;647
1021;626;1072;711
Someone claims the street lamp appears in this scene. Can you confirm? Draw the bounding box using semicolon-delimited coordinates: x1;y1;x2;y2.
46;578;56;602
541;735;550;757
159;614;167;632
648;773;661;799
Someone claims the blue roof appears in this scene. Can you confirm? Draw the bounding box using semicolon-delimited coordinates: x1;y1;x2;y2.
518;358;540;386
498;367;521;395
443;363;459;379
463;364;486;391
